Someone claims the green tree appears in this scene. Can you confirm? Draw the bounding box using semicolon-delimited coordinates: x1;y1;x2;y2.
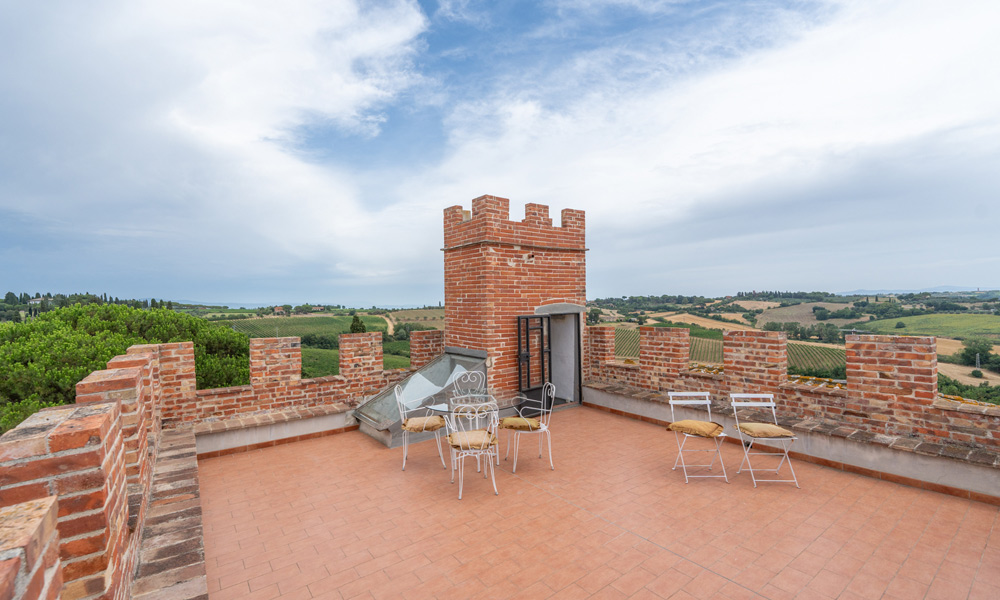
0;304;251;432
350;315;366;333
895;321;906;328
586;308;602;325
3;292;17;305
960;338;994;366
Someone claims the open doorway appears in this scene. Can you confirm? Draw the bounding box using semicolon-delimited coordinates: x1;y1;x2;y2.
518;304;583;405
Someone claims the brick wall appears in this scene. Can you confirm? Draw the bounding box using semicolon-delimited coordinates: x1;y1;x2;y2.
724;330;788;393
410;330;444;369
443;196;587;394
250;337;301;384
639;326;689;391
0;401;127;600
0;497;61;600
586;328;999;450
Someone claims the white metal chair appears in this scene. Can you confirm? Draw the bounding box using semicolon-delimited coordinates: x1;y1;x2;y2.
667;392;728;483
395;385;447;471
449;370;487;402
499;382;555;473
444;401;500;499
730;393;799;488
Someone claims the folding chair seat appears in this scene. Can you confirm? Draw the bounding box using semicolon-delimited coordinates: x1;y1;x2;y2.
730;393;799;488
666;392;728;483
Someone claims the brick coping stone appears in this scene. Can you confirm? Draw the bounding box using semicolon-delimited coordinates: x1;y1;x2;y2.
132;427;208;600
584;381;1000;470
192;402;351;435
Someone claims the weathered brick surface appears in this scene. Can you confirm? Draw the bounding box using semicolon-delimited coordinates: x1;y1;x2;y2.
586;329;999;454
410;329;444;369
250;337;301;384
0;401;128;600
444;196;586;394
0;497;62;600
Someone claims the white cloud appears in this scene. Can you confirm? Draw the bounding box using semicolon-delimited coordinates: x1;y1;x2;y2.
408;0;1000;235
0;0;428;290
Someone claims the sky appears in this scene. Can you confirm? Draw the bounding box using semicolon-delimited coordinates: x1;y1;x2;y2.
1;0;999;307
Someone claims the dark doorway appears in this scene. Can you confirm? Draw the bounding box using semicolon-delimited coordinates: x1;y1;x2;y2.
516;315;550;400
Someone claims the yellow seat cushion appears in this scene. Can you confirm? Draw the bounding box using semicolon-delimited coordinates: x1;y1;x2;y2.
668;419;724;438
736;422;794;438
447;430;497;450
499;416;542;431
402;415;445;432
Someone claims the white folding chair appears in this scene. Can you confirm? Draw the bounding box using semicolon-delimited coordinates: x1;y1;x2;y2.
395;385;447;471
667;392;728;483
730;393;799;488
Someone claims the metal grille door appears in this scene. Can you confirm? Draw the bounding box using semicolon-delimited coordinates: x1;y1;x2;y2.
517;315;551;394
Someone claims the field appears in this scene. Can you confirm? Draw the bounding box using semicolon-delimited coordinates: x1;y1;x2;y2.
935;337;1000;356
756;302;859;328
732;301;781;311
223;315;387;338
858;314;1000;341
390;308;446;330
613;328;845;373
657;313;756;331
301;347;410;378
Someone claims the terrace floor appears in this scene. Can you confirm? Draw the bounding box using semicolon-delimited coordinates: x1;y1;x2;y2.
199;406;1000;600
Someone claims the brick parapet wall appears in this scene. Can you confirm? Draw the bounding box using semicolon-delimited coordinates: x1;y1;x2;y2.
250;337;301;384
157;342;196;424
0;497;62;600
639;326;689;391
724;330;788;393
410;330;444;369
443;197;586;394
585;329;999;451
0;401;128;600
0;331;396;598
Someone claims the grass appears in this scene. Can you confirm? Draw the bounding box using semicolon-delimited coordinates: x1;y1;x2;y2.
301;347;340;378
857;314;1000;340
300;347;411;378
224;316;387;338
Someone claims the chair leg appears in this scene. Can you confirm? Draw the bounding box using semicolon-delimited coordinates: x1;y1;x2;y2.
538;432;543;458
781;441;800;488
546;431;554;470
401;430;408;471
675;434;690;483
435;431;446;469
511;432;521;473
488;453;498;495
715;438;729;483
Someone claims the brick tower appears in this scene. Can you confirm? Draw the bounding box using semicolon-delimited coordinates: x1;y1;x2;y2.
443;195;587;396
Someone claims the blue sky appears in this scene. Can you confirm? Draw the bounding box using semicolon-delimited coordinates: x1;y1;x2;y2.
1;0;998;307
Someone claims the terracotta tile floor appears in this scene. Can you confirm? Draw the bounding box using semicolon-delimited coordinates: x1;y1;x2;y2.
199;407;1000;599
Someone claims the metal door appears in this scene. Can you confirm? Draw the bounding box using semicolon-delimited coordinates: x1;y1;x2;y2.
516;315;550;395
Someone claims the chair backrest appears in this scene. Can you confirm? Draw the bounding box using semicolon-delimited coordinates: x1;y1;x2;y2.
450;370;486;397
667;391;712;422
395;385;422;421
445;401;499;449
517;382;555;427
729;393;778;428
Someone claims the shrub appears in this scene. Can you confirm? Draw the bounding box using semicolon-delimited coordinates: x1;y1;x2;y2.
895;321;906;328
972;369;984;378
